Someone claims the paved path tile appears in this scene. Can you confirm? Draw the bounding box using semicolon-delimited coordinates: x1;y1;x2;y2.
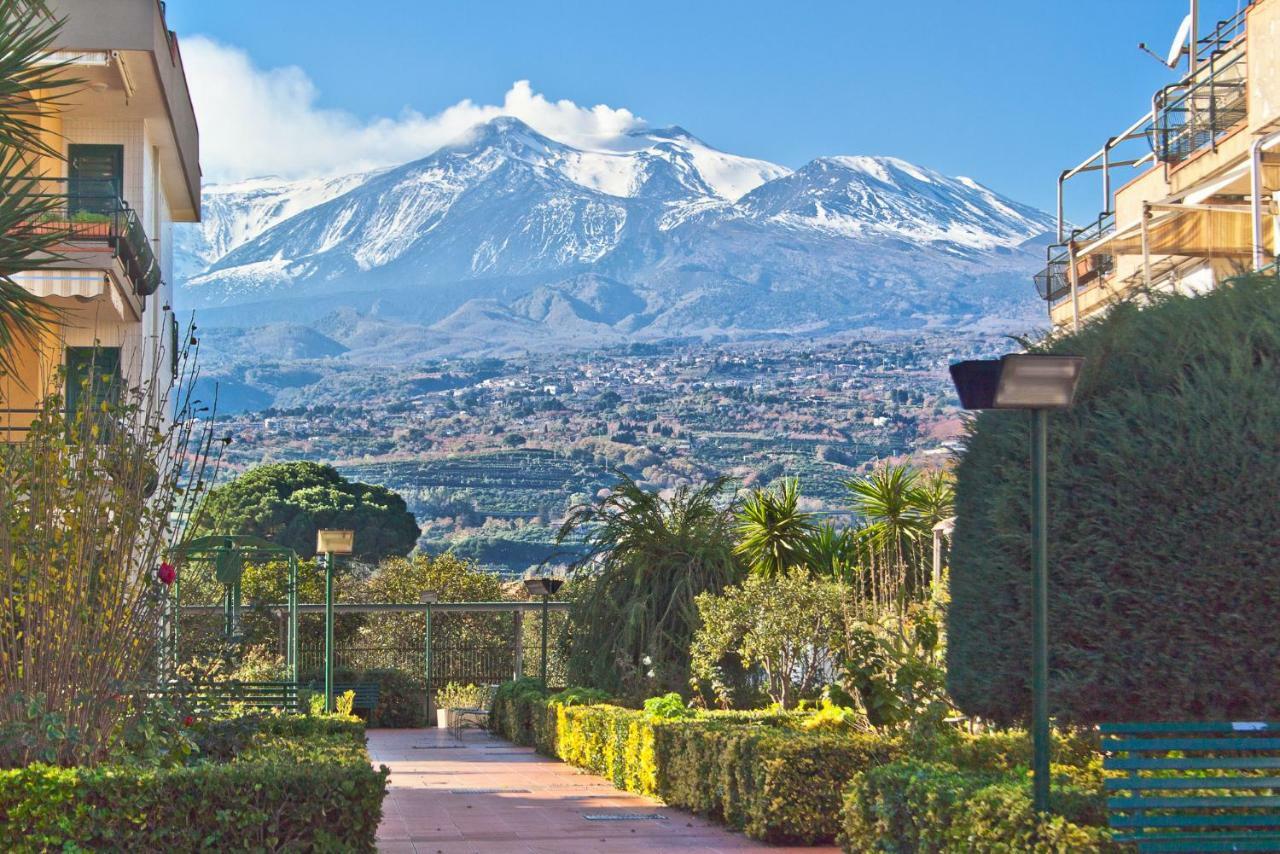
368;728;838;853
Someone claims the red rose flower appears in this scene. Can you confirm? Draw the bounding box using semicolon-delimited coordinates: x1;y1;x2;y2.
157;562;176;585
183;715;194;727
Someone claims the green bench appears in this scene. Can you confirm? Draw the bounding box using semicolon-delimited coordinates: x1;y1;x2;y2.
157;681;300;713
1102;721;1280;852
304;682;381;714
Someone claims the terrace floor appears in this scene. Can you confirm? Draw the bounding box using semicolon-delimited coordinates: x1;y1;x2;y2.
368;727;838;853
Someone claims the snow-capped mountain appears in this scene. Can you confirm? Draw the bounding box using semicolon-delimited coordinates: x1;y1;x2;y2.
178;116;1053;354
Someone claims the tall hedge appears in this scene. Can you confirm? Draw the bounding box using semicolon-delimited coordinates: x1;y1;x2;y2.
948;274;1280;724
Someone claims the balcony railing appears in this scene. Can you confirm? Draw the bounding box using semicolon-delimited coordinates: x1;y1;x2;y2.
1147;46;1247;165
1034;213;1116;303
0;408;39;442
25;177;162;297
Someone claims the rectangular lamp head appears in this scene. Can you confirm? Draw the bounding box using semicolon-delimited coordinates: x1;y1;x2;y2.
316;529;355;555
524;577;564;597
950;354;1084;411
994;354;1084;409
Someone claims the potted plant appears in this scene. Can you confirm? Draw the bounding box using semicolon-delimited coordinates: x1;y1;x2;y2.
435;682;484;728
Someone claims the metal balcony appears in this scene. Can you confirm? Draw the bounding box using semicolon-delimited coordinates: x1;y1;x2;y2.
25;177;162;297
1147;46;1247;165
1033;214;1115;303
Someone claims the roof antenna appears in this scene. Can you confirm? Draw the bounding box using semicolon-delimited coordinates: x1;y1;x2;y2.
1137;2;1195;71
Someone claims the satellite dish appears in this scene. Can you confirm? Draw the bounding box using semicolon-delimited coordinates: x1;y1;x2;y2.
1166;13;1193;67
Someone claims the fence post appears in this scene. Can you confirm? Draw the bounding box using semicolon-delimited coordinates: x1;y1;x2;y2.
513;610;524;680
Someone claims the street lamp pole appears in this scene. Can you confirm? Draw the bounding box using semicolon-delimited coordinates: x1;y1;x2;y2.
524;576;564;688
1030;407;1050;814
540;592;550;686
316;530;355;715
949;354;1083;817
324;550;334;713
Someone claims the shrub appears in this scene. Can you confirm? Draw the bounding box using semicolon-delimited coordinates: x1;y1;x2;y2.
691;568;846;708
310;667;425;728
0;714;389;852
948;275;1280;724
490;681;900;844
841;758;1116;853
643;692;694;720
437;682;485;710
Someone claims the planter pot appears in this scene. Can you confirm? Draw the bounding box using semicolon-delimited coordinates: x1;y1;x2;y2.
436;708;449;728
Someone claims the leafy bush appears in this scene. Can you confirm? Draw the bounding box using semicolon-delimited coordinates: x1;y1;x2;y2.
311;667;425;727
948;275;1280;724
0;714;389;851
643;692;694;720
548;686;610;706
841;758;1116;853
691;568;846;708
437;682;485;710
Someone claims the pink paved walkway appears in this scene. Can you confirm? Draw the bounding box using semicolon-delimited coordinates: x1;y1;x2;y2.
368;728;839;854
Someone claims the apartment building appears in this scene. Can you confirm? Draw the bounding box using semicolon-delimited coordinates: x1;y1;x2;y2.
1037;0;1280;331
0;0;199;437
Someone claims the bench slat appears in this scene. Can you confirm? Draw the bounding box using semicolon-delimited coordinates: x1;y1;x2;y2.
1119;833;1280;852
1111;813;1280;829
1107;777;1280;791
1105;737;1280;753
1109;796;1280;810
1101;722;1276;735
1107;757;1280;771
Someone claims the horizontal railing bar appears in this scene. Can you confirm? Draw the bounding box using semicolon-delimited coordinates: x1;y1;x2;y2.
180;601;571;614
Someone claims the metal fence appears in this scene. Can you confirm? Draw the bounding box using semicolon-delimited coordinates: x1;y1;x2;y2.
297;643;518;686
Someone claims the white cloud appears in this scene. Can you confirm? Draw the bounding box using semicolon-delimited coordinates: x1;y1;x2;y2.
183;38;646;182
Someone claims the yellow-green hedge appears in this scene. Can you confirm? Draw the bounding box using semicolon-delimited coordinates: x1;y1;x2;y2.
491;681;1115;849
491;679;899;844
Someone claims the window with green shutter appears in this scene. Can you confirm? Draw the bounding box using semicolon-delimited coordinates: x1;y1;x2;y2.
65;346;121;423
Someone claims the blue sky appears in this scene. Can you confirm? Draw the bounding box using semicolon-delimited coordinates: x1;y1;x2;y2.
167;0;1231;217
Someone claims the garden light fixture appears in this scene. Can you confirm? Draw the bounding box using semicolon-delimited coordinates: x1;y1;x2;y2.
949;353;1083;816
524;576;564;684
317;529;355;713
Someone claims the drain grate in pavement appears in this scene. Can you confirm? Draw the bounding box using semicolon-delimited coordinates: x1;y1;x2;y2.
411;744;464;749
583;813;668;822
449;787;531;794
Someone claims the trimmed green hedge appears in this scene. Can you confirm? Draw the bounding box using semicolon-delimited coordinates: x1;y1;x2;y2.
841;759;1117;853
948;274;1280;724
493;679;898;844
492;680;1115;849
0;715;389;852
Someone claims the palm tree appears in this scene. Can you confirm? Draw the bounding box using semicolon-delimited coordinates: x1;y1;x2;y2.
847;464;927;571
845;464;954;609
912;468;955;530
0;2;79;380
557;475;741;696
804;521;859;582
734;477;817;578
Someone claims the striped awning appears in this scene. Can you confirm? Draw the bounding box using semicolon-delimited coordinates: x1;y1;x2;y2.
12;269;110;299
1107;209;1276;258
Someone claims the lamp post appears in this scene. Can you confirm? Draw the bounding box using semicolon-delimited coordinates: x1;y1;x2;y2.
949;353;1084;815
316;529;354;713
421;590;438;724
523;576;564;686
